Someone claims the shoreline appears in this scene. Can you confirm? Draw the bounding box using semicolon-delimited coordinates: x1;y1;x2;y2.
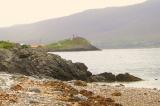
0;73;159;106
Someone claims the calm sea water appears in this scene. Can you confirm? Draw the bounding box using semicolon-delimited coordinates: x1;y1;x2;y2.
52;48;160;89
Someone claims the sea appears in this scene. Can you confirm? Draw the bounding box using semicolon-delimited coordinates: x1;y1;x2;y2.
52;48;160;89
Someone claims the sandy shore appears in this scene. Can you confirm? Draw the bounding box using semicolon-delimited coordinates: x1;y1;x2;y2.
0;73;159;106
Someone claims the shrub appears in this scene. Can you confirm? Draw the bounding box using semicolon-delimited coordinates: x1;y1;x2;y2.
21;44;30;49
0;41;15;49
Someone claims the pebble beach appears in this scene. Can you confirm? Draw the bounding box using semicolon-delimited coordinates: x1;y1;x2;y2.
0;73;159;106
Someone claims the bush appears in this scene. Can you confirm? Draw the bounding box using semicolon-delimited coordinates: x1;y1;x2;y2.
21;44;30;49
0;41;15;49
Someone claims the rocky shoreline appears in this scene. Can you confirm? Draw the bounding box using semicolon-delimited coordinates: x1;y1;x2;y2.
0;46;142;82
0;45;158;106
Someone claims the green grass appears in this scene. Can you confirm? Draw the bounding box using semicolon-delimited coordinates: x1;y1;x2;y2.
0;41;16;49
46;37;91;50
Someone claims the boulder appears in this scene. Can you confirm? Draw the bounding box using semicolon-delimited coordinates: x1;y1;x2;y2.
116;73;142;82
89;72;116;82
89;72;142;82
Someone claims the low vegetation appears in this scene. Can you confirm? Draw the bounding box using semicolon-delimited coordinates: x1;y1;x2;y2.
0;41;16;49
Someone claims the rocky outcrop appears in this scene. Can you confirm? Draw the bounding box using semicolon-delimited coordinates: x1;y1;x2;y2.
89;72;142;82
0;47;92;81
0;46;142;82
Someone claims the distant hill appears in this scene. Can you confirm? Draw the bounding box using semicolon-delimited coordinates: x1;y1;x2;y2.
45;37;99;51
0;0;160;48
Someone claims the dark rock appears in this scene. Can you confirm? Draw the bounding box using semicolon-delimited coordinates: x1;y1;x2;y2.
98;72;116;81
89;72;116;82
116;73;142;82
89;72;142;82
0;47;92;81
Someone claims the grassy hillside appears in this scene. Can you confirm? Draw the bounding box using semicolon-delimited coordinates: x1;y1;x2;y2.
46;37;99;51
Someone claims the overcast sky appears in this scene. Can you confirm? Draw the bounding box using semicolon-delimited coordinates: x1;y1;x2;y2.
0;0;146;27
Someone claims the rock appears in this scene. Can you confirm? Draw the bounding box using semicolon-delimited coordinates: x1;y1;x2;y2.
28;88;41;93
115;84;125;87
116;73;142;82
79;90;94;97
0;47;92;81
153;88;157;90
111;91;122;96
89;72;142;82
120;84;125;86
29;100;39;104
73;94;88;101
74;80;87;86
89;72;116;82
10;84;23;91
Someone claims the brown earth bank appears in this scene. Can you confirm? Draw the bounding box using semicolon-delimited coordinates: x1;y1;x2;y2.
0;73;158;106
0;46;142;82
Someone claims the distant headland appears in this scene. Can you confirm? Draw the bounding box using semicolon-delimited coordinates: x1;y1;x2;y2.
44;36;100;52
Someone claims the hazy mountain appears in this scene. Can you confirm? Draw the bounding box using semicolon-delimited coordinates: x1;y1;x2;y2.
0;0;160;48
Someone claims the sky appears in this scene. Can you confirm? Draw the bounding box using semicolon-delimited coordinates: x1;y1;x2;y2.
0;0;146;27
